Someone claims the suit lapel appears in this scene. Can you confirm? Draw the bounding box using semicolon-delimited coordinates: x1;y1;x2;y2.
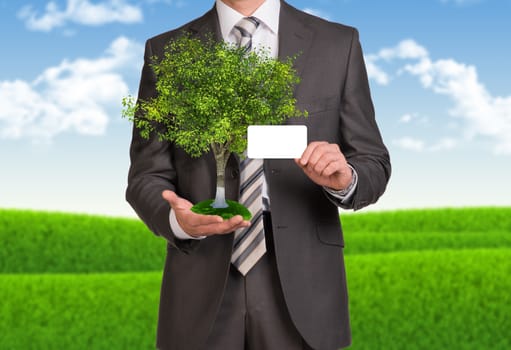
189;6;223;42
278;1;314;79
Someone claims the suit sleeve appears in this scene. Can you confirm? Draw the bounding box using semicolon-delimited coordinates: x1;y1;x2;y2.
125;39;198;252
336;28;391;210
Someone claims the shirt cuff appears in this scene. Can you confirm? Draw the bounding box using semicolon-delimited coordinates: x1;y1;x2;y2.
169;209;206;240
323;164;358;204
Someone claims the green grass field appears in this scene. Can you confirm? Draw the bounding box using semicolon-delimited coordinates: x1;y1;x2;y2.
1;208;510;349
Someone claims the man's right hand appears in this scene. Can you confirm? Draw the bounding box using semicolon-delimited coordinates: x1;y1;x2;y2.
162;190;250;238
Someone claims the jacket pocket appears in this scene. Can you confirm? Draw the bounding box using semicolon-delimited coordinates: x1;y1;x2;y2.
316;222;344;247
296;95;339;115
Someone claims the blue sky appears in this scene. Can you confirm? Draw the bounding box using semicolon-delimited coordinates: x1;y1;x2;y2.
0;0;510;217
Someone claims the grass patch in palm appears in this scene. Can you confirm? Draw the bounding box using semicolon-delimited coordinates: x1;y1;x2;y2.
191;199;251;220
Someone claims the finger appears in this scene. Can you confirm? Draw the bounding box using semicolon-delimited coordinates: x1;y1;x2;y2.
212;215;248;230
295;158;311;173
195;216;250;235
307;144;342;168
310;152;342;175
299;141;327;166
230;215;251;228
321;160;347;178
233;220;251;229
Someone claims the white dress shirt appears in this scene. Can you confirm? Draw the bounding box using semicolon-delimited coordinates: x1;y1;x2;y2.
170;0;357;240
216;0;280;57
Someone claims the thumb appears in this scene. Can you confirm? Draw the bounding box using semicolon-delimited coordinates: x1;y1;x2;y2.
162;190;179;208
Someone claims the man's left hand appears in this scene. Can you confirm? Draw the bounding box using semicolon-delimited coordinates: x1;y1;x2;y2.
295;141;352;191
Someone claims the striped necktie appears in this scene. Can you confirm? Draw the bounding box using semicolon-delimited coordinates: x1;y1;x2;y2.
232;16;260;52
232;157;266;275
231;17;266;275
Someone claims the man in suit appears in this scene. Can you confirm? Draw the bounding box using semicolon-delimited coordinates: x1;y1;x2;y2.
127;0;391;349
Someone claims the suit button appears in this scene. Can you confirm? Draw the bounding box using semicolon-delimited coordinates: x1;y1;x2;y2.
230;169;239;178
271;169;280;175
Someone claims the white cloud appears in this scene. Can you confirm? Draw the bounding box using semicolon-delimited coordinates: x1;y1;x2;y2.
393;137;425;152
368;39;511;154
399;113;414;123
393;137;458;152
366;39;429;85
302;8;330;21
399;113;429;124
18;0;143;31
365;39;428;86
0;36;143;142
365;60;390;85
404;57;511;154
430;138;458;151
372;39;429;62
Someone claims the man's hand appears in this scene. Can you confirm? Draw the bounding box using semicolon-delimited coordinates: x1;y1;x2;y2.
162;190;250;238
295;141;353;191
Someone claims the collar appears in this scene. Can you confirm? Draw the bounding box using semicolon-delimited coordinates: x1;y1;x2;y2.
216;0;280;39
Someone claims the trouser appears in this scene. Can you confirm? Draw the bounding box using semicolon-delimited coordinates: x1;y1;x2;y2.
202;212;314;350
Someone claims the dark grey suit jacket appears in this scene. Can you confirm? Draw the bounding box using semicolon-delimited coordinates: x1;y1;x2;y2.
127;2;391;349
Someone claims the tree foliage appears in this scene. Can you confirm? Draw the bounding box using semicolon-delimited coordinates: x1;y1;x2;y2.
123;33;307;159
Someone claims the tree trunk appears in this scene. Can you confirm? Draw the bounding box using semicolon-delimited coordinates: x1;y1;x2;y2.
211;143;230;208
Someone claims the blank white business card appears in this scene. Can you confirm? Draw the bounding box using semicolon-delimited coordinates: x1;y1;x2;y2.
247;125;307;159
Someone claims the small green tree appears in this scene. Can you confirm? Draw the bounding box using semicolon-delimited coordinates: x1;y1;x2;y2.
123;34;306;218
